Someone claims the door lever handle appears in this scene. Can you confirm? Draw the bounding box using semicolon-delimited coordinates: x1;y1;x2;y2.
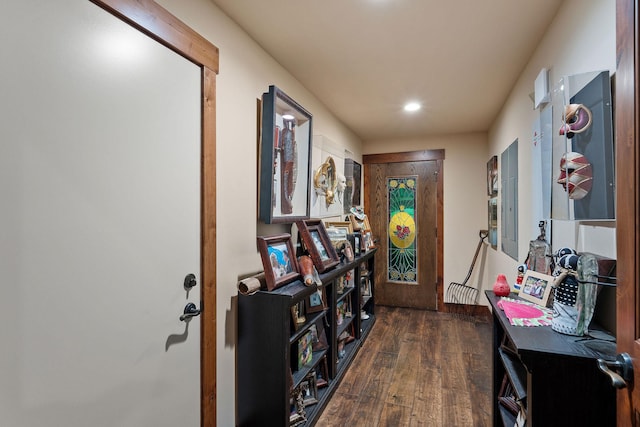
180;302;201;321
597;353;633;389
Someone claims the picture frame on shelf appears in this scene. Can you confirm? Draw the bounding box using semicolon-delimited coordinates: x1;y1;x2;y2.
296;219;340;273
519;270;554;307
325;221;353;238
290;302;306;330
306;287;327;313
361;276;371;297
257;233;300;291
299;372;319;407
258;85;313;224
297;330;313;370
309;319;328;351
315;356;329;388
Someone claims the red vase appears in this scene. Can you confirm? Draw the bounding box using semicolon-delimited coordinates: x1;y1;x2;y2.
493;274;511;296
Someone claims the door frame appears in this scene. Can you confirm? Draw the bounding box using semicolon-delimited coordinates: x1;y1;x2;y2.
615;0;639;423
89;1;218;425
363;149;445;311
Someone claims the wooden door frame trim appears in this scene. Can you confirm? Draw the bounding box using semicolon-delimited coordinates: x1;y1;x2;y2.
89;1;218;425
362;150;445;311
615;0;638;423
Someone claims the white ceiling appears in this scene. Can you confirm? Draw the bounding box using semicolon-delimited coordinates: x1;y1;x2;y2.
211;0;564;141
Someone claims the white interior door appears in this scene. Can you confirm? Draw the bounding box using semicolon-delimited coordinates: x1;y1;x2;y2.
0;1;202;425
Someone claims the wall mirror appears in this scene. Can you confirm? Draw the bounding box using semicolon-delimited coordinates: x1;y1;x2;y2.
259;85;313;223
551;70;615;220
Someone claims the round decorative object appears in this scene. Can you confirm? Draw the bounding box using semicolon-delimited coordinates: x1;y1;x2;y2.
388;210;416;249
493;274;511;296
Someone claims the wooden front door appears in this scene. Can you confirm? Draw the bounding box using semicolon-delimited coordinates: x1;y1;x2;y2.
364;151;444;311
615;0;640;424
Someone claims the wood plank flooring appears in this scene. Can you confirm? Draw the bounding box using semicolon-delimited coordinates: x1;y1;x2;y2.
315;306;492;427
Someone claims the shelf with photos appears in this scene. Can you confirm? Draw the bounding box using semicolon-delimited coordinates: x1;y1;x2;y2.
239;217;377;427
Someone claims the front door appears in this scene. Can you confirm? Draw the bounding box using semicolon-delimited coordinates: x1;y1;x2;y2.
615;0;640;424
364;151;443;310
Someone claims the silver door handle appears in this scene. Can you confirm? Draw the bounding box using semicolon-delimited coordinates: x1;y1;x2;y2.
597;353;633;389
180;302;201;321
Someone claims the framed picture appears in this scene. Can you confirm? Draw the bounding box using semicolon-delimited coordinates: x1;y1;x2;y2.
306;287;327;313
488;197;498;249
259;85;313;224
315;355;329;388
290;301;306;330
519;270;554;307
325;221;353;240
487;155;498;196
257;234;300;291
361;276;371;297
298;330;313;369
309;320;328;351
296;219;340;273
299;372;319;407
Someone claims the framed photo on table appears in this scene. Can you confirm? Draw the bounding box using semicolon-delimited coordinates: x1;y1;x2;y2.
519;270;553;307
296;219;340;273
257;234;300;291
258;85;313;224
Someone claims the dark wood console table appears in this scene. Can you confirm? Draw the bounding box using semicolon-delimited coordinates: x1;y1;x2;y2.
486;291;616;426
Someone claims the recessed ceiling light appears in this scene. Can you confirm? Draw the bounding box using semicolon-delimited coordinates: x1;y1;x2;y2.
404;102;421;112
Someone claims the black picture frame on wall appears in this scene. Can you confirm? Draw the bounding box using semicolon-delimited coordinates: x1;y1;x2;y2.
259;85;313;224
487;155;498;196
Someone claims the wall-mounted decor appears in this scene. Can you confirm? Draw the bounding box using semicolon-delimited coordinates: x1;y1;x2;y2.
313;156;337;208
256;233;300;291
501;139;518;260
551;70;615;220
487;155;498;196
488;198;498;249
259;85;312;224
296;219;340;273
343;158;361;214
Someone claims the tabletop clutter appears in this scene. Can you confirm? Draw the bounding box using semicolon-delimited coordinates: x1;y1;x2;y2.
494;221;615;337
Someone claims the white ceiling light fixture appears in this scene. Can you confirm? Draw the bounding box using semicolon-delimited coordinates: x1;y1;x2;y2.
403;102;421;112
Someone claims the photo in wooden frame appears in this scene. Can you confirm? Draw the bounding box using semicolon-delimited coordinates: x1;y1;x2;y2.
324;221;353;240
519;270;554;307
296;219;340;273
297;330;313;369
306;287;327;313
257;233;300;291
299;371;319;407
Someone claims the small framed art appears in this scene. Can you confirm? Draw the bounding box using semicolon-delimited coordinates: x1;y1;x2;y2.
306;287;327;313
519;270;553;307
296;219;340;273
487;155;498;196
257;233;300;291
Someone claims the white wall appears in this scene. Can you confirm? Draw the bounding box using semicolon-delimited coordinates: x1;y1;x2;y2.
364;133;491;301
153;1;363;425
487;0;616;299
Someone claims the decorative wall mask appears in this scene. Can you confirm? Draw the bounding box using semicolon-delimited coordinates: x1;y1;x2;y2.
557;151;593;200
558;103;592;138
314;157;337;207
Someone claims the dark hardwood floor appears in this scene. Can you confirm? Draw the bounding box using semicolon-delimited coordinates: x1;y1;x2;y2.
315;305;492;427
